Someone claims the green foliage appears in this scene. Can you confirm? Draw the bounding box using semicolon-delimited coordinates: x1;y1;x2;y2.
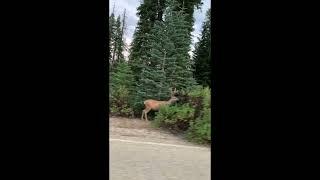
163;0;197;90
114;15;124;64
129;0;166;82
129;0;201;83
110;85;134;117
109;10;126;70
153;85;211;144
132;0;197;114
187;86;211;143
175;0;203;34
193;8;211;88
110;62;135;117
154;104;195;132
109;1;212;145
187;107;211;144
188;85;211;108
133;64;171;115
110;62;134;91
109;12;116;64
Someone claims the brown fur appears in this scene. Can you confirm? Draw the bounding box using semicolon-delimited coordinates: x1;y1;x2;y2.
141;96;178;121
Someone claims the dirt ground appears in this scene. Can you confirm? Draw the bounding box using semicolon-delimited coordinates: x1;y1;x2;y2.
109;116;209;148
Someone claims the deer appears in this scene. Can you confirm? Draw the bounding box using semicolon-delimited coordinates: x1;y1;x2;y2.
141;88;179;121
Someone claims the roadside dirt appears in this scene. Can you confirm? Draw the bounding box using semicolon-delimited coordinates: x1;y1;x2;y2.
109;116;209;148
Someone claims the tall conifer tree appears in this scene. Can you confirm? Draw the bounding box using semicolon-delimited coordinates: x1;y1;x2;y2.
128;0;167;82
193;8;211;88
133;0;197;113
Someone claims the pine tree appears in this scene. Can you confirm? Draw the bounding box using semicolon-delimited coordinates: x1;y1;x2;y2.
109;6;116;65
111;15;121;66
133;0;197;114
135;22;171;103
129;0;202;83
175;0;203;34
164;0;197;90
114;15;124;65
128;0;166;82
106;15;110;70
117;9;127;62
133;20;172;114
193;8;211;88
110;61;135;116
109;8;127;71
110;61;134;93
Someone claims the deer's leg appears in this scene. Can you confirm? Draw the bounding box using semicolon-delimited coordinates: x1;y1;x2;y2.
144;108;151;121
141;110;145;121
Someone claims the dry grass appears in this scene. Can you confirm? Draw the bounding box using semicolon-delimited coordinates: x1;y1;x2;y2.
109;116;152;129
109;116;209;148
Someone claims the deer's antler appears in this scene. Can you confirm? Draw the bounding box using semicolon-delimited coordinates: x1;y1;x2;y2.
169;87;178;97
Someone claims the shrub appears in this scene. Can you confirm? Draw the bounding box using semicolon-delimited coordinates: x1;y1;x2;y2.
187;107;211;144
109;61;135;117
153;85;212;144
187;86;211;144
153;104;194;132
110;85;134;117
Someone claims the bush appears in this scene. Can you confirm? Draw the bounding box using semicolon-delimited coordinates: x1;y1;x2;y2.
132;95;146;117
153;85;212;144
176;85;210;119
110;85;134;117
153;104;194;132
187;86;211;144
187;107;211;144
109;61;135;117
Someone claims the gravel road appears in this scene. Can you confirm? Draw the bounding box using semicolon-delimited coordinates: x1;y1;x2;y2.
109;117;211;180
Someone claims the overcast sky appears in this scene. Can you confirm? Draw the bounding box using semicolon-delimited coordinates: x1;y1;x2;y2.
109;0;211;58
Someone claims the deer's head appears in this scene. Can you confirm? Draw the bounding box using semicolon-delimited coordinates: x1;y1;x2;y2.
168;96;179;104
168;88;179;104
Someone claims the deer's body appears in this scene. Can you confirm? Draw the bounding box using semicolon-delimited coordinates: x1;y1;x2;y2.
144;100;170;110
141;88;179;121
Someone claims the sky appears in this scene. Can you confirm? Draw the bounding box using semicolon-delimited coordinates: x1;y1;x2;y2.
109;0;211;59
